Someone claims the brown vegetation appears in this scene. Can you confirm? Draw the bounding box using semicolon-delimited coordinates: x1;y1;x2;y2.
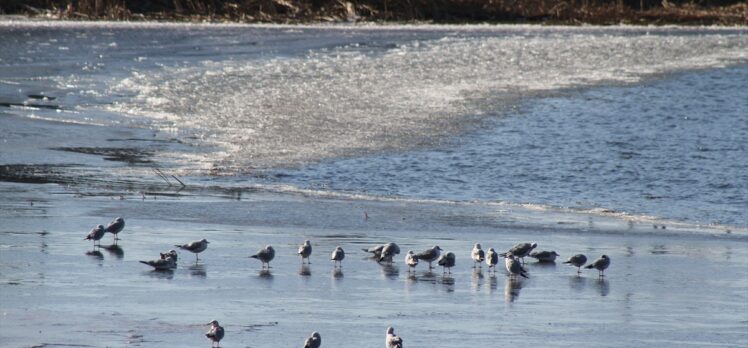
2;0;747;25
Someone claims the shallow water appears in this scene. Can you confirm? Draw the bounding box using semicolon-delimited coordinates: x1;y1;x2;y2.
1;20;748;347
1;21;746;228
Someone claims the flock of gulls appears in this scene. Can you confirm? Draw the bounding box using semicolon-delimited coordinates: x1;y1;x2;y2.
84;217;610;347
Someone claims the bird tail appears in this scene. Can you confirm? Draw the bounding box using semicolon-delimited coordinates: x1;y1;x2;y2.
361;248;370;253
520;271;529;278
563;260;571;264
250;255;259;259
139;261;149;265
584;264;594;269
174;244;184;249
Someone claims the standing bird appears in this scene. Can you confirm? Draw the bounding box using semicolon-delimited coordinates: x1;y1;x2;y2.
585;255;611;277
529;250;560;263
175;239;209;262
205;320;224;348
486;248;499;273
379;242;400;264
250;245;275;269
563;254;588;274
501;242;538;264
504;253;529;279
330;246;345;268
84;224;106;248
385;327;403;348
104;217;125;244
298;240;312;264
304;331;321;348
405;250;418;272
362;244;385;258
471;243;485;268
414;245;442;270
437;252;456;274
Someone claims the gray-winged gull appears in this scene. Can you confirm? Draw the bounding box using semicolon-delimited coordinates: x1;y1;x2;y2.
104;217;125;244
139;254;176;270
563;254;588;273
504;253;529;278
84;224;106;248
379;242;400;264
250;245;275;269
205;319;224;348
175;239;209;262
414;245;442;270
437;251;456;274
304;331;321;348
500;242;538;264
529;250;560;262
362;244;385;258
585;255;610;277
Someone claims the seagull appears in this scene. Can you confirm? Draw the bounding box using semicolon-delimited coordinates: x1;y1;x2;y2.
104;217;125;244
500;242;538;264
160;249;178;263
405;250;418;272
362;244;385;258
386;327;403;348
472;243;485;268
304;331;321;348
331;246;345;268
504;253;528;279
84;224;106;248
298;240;312;264
585;255;611;277
563;254;588;274
205;320;224;348
486;248;499;272
529;250;560;263
379;242;400;264
250;245;275;269
414;245;442;270
139;255;176;270
437;251;456;274
175;239;209;262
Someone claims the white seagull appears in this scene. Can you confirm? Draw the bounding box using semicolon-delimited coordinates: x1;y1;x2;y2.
471;243;485;268
385;327;403;348
298;240;312;264
330;246;345;268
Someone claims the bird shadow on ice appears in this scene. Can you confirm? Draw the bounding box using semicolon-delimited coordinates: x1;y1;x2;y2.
101;244;124;259
86;250;104;262
380;263;399;279
569;275;587;293
299;265;311;276
257;269;273;279
595;278;610;297
332;268;344;279
144;269;174;280
188;264;207;278
504;278;524;303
